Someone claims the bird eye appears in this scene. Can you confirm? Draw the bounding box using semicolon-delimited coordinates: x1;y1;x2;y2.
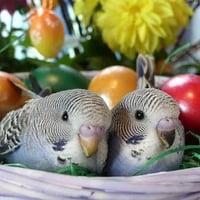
62;111;68;121
135;110;144;120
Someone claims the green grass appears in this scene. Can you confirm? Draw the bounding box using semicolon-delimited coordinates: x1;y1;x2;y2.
180;132;200;169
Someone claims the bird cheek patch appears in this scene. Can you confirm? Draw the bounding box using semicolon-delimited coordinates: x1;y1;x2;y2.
125;135;145;145
52;140;67;151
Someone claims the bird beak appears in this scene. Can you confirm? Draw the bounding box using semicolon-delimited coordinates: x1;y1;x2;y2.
79;125;105;157
158;129;176;148
79;134;100;157
156;118;178;148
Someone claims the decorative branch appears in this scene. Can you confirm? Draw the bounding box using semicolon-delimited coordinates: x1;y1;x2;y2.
58;0;74;35
173;1;200;49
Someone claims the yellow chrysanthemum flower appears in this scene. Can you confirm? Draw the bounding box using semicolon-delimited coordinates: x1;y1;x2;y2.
95;0;193;59
74;0;193;59
161;0;193;45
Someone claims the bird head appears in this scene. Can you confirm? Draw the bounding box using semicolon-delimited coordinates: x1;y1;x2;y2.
111;88;181;148
32;89;111;159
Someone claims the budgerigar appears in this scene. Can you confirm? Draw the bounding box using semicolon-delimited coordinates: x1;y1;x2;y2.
103;54;185;176
0;89;112;174
103;88;185;176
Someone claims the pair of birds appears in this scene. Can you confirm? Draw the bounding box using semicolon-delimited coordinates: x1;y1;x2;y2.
0;55;185;176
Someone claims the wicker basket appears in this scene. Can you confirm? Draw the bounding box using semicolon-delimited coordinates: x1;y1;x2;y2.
0;165;199;199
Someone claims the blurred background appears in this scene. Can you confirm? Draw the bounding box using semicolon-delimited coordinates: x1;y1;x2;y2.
0;0;200;74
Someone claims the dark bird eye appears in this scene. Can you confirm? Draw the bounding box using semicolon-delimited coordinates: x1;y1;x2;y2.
62;111;68;121
135;110;144;120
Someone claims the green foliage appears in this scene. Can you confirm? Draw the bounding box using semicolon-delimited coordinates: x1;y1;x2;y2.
4;161;99;176
0;19;39;72
57;33;132;70
181;132;200;169
50;161;99;176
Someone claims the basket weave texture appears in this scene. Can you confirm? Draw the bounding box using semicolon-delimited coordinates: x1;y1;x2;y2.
0;165;199;200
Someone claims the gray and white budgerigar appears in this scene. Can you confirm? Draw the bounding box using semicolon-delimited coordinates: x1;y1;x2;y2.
103;88;185;176
0;89;112;174
103;54;185;176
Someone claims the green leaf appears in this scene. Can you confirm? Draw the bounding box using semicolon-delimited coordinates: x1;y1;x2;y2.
159;43;191;74
133;144;200;176
0;33;25;54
